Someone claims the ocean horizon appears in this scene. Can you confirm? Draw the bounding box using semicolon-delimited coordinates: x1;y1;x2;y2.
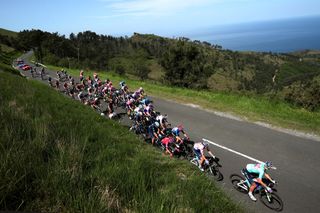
185;15;320;53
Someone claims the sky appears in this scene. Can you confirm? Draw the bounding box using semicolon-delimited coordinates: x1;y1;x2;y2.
1;0;320;37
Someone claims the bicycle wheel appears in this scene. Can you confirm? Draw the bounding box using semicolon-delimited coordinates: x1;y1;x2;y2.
208;166;223;181
229;174;248;193
185;151;194;161
259;191;283;212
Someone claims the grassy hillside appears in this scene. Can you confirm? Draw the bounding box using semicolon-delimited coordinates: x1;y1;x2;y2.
0;55;243;212
0;49;20;74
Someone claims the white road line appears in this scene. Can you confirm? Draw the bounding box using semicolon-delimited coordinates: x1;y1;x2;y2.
202;138;264;164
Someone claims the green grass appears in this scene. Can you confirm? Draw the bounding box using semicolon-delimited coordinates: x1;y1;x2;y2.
47;64;320;136
0;66;243;212
0;44;15;53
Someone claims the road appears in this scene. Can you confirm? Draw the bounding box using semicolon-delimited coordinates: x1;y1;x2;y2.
17;52;320;213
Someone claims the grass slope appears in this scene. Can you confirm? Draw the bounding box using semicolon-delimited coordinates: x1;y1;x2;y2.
0;49;21;75
48;65;320;136
0;28;18;38
0;65;243;211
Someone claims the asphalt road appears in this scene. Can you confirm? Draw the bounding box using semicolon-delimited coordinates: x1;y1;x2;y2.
17;52;320;213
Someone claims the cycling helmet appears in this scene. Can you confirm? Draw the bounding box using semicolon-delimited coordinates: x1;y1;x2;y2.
265;161;273;169
154;122;160;128
201;142;209;148
178;124;184;131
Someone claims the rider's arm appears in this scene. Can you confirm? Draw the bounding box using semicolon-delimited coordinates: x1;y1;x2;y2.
256;178;268;189
200;149;207;160
175;136;182;143
207;150;216;158
257;169;271;189
264;173;274;183
181;130;188;138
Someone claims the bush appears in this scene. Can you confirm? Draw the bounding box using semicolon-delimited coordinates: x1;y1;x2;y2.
284;77;320;111
115;64;126;76
134;62;151;80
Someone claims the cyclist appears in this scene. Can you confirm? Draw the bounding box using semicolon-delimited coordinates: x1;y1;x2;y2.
140;97;150;107
143;104;154;118
156;114;168;129
161;136;175;156
245;161;276;201
79;70;84;82
55;80;60;90
126;98;135;118
30;67;35;77
119;81;126;88
40;67;45;80
78;91;86;103
48;76;52;86
138;87;144;96
57;71;62;81
172;125;188;140
147;121;161;145
193;142;216;172
63;82;69;93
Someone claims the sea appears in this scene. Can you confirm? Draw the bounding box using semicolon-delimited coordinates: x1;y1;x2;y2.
185;16;320;53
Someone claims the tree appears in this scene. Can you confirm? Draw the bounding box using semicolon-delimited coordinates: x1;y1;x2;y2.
134;61;150;80
115;64;126;76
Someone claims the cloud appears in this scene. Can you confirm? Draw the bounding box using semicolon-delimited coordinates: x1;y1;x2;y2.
100;0;212;17
94;0;256;19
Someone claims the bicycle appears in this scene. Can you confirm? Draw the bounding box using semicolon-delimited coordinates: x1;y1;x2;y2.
190;156;223;181
230;169;283;211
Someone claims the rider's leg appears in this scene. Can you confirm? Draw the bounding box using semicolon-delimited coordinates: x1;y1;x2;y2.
249;182;256;193
248;182;257;201
200;155;205;167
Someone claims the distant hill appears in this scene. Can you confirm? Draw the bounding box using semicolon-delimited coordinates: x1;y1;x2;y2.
0;28;17;37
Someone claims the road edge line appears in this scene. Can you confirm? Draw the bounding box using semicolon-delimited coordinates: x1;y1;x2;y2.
202;138;264;164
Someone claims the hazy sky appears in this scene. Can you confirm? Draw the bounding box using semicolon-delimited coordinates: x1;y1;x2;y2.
1;0;320;36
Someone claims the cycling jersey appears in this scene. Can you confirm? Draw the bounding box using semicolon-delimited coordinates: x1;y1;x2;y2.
194;142;205;152
144;105;152;114
161;137;174;148
148;123;159;138
132;91;140;99
246;163;266;179
156;115;167;126
134;107;141;113
172;127;180;136
140;98;150;106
